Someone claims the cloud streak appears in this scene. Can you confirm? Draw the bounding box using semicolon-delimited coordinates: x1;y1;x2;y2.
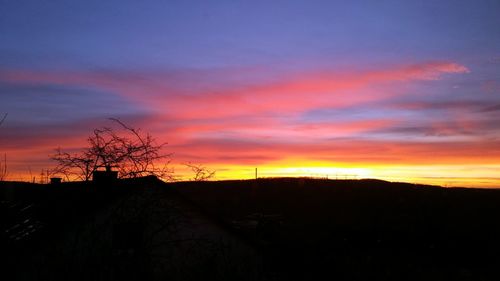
5;60;497;187
0;61;469;120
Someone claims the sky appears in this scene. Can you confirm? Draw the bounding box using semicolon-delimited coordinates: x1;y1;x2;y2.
0;0;499;187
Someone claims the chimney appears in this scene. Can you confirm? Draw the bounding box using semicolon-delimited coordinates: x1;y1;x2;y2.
50;177;62;185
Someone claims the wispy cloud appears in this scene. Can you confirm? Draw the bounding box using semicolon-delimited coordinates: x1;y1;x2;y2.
4;60;490;184
169;137;500;166
0;61;470;120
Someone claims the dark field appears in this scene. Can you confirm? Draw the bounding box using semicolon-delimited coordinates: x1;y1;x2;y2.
173;178;500;280
2;177;500;280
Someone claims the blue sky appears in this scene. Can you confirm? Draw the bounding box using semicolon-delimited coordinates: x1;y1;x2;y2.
2;0;498;69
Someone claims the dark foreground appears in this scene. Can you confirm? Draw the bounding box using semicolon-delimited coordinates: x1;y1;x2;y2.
2;177;500;280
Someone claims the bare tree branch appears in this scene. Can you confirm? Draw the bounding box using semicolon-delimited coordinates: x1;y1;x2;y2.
0;154;7;181
0;113;7;127
184;162;216;181
0;114;7;181
51;118;172;181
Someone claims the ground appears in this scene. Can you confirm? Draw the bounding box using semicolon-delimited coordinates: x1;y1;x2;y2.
2;177;500;280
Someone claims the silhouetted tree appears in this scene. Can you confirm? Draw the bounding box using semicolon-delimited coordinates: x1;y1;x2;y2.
0;113;7;181
0;113;6;126
0;154;6;181
51;118;172;181
184;162;216;181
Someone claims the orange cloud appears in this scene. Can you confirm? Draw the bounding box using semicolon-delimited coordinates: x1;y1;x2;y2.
160;61;470;119
169;138;500;167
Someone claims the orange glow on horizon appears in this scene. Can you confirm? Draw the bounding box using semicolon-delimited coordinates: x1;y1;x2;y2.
6;160;500;189
172;159;500;188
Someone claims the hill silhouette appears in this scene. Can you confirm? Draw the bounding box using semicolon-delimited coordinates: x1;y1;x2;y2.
2;177;500;280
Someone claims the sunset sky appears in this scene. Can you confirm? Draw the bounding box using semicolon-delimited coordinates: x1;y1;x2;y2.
1;0;499;187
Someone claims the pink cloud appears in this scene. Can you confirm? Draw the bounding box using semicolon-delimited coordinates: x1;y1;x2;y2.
0;61;470;121
160;61;469;119
1;61;477;180
169;137;500;166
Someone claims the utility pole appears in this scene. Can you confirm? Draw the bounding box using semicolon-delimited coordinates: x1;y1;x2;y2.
255;167;258;179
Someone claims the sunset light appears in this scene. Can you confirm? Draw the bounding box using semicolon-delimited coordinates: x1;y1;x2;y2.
3;2;500;280
1;1;499;188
